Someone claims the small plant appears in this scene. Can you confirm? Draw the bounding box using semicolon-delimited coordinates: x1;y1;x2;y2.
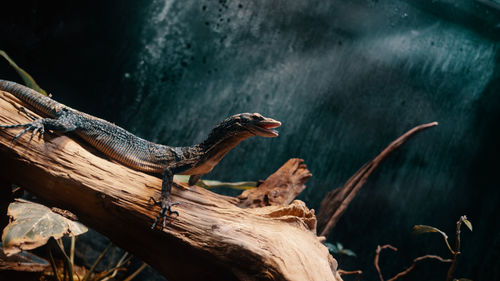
374;215;473;281
45;239;146;281
324;242;362;281
324;242;357;257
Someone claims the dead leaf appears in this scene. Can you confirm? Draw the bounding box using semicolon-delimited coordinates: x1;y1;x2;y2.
2;199;88;256
413;225;448;239
462;219;473;232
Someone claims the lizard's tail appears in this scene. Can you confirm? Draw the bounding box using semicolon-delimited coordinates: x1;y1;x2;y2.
0;79;59;117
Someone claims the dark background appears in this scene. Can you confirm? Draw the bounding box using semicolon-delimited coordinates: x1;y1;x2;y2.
1;0;499;280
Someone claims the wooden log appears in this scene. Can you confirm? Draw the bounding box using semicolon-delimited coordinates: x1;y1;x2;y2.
0;90;342;281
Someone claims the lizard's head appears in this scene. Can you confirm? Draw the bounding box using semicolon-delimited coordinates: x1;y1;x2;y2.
231;113;281;137
204;113;281;144
197;113;281;166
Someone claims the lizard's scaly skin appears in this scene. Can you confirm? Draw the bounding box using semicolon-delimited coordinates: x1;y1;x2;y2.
0;79;184;174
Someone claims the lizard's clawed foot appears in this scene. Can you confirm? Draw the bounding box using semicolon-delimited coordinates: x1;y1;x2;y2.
150;197;180;230
0;118;45;142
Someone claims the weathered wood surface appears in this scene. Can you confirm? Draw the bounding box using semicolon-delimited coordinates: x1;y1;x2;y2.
237;158;311;208
0;90;342;281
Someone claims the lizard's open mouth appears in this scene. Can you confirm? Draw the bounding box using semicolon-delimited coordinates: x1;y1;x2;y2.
253;118;281;137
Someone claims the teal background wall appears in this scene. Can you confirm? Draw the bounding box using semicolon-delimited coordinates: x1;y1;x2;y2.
1;1;499;280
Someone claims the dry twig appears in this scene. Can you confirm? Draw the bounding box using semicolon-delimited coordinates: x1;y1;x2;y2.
317;122;438;237
374;244;398;281
374;244;453;281
338;269;363;281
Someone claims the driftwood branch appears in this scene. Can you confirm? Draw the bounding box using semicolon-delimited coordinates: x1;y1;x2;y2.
316;121;438;237
237;158;312;208
0;90;342;281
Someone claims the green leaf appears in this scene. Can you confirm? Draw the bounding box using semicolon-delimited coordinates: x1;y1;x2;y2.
324;242;339;254
413;225;448;239
462;219;473;232
324;242;356;257
340;249;357;257
174;175;257;191
1;199;88;256
0;50;47;96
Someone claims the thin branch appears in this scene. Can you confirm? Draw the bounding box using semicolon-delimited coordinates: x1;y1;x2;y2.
48;247;62;281
374;244;453;281
52;238;73;281
442;233;454;256
446;216;466;281
83;242;112;281
70;236;76;266
338;269;363;281
123;262;148;281
318;122;438;237
387;255;452;281
101;252;130;281
374;244;398;281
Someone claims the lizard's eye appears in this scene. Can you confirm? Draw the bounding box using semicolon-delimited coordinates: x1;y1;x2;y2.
251;113;263;121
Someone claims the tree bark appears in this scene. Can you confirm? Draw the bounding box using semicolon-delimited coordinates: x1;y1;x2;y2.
0;90;341;281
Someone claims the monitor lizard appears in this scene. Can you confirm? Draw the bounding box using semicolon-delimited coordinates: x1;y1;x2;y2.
0;80;281;229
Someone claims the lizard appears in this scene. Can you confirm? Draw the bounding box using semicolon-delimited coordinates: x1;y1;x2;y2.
0;79;281;229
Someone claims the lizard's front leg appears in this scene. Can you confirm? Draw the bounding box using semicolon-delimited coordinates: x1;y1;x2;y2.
151;168;180;229
0;108;77;142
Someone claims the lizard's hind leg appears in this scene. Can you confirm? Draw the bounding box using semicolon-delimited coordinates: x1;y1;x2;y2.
151;168;181;229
